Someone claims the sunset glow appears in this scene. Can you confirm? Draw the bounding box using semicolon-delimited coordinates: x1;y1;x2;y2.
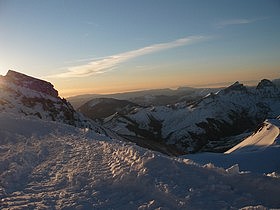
0;0;279;97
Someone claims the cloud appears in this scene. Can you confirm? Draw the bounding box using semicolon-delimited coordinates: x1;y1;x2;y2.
49;36;206;78
63;56;109;64
217;17;268;28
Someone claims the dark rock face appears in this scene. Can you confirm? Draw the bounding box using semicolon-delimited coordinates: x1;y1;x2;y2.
273;78;280;87
5;70;58;97
256;79;280;98
257;79;276;89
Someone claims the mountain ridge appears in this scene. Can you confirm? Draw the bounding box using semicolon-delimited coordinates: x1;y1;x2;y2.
99;79;280;153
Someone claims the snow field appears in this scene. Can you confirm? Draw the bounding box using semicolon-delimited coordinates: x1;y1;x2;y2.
0;117;279;209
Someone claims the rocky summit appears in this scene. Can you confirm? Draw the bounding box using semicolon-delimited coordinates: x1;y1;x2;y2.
4;70;58;97
0;70;103;132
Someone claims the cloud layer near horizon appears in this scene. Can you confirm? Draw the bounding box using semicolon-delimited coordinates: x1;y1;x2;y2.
49;36;206;78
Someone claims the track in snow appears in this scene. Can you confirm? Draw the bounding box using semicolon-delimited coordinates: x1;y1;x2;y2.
1;133;280;209
0;136;146;209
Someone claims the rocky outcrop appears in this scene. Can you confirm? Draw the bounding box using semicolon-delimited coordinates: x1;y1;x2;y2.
0;70;99;130
5;70;58;97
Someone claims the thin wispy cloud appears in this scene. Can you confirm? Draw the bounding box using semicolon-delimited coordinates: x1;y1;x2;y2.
49;36;207;78
217;17;269;28
63;56;109;64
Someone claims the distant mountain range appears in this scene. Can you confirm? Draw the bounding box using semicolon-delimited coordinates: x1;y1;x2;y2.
77;79;280;153
67;87;221;109
67;78;280;109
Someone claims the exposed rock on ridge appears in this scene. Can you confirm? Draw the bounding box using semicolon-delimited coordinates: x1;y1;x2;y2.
5;70;58;97
0;70;99;130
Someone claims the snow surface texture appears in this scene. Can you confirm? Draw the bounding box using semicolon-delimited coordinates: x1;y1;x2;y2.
1;113;280;209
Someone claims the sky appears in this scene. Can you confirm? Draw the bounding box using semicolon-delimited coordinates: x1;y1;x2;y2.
0;0;280;97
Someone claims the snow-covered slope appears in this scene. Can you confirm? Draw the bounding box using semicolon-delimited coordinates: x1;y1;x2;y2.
225;118;280;153
184;117;280;174
0;70;104;132
104;80;280;153
1;113;280;209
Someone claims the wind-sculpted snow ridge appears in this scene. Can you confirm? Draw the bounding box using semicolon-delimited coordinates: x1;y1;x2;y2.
225;118;280;154
104;79;280;153
1;114;280;209
183;117;280;174
0;70;108;135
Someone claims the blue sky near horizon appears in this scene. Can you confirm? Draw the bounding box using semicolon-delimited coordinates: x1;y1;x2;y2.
0;0;279;96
